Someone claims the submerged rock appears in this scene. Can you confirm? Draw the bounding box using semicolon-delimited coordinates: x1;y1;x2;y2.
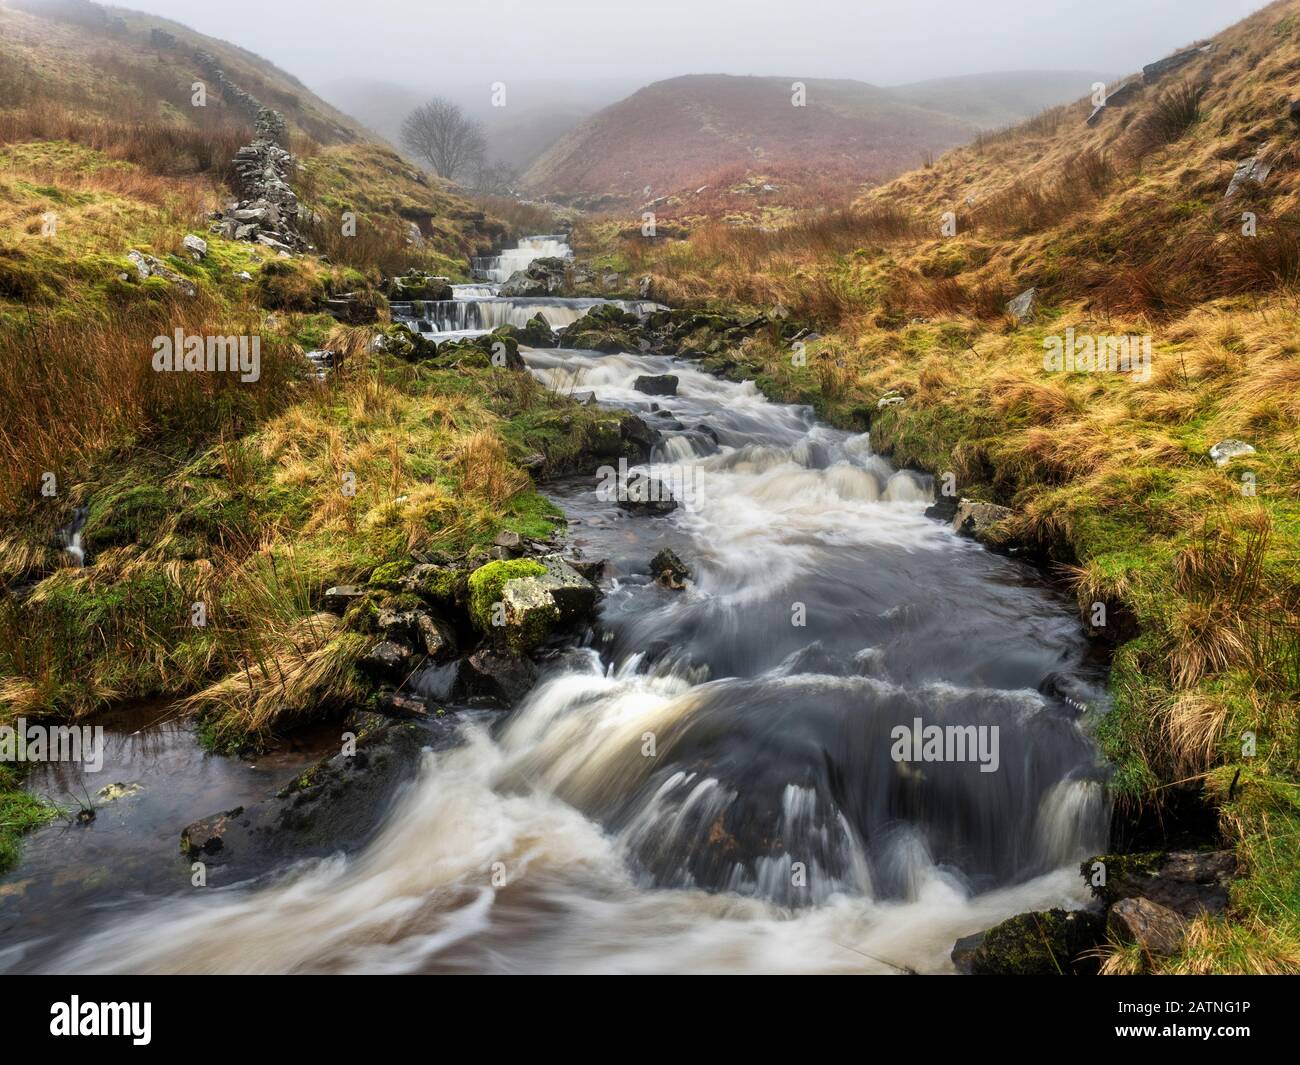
179;723;432;877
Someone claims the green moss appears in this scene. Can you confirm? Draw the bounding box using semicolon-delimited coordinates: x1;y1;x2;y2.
0;765;58;874
467;559;546;634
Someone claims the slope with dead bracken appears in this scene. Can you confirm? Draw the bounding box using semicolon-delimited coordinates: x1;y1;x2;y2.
595;0;1300;974
523;72;1097;208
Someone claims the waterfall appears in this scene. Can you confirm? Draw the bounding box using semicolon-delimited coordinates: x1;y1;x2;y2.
472;234;572;283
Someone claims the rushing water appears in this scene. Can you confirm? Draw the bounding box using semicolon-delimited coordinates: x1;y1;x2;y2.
3;238;1110;974
398;295;658;336
471;233;572;283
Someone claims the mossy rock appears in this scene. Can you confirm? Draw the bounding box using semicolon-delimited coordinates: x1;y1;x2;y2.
953;908;1103;975
378;322;439;361
384;271;453;301
1080;851;1166;907
437;333;523;370
467;558;547;635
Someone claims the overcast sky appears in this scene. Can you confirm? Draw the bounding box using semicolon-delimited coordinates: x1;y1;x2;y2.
121;0;1269;91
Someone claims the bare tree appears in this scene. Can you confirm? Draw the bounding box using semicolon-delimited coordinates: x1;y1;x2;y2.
400;98;486;183
470;157;519;196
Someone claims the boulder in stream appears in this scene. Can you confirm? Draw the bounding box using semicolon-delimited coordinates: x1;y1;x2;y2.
635;374;679;397
951;499;1014;543
649;548;691;589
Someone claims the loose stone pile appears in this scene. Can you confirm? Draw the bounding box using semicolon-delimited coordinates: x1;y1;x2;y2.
213;109;313;254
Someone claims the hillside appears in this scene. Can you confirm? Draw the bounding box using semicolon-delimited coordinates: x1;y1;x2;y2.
889;69;1113;130
0;0;610;871
521;71;1105;208
1;0;366;145
587;0;1300;973
320;76;633;174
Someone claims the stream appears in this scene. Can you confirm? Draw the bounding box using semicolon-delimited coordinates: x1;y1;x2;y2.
0;236;1111;974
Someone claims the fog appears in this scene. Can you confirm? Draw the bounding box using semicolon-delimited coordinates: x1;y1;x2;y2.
125;0;1267;92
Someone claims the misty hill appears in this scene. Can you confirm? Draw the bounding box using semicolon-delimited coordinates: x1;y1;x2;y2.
1;0;369;146
889;69;1112;130
320;76;640;173
521;71;1106;206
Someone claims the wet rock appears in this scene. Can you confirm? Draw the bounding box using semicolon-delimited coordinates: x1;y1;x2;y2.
1082;850;1235;917
464;650;538;705
951;908;1103;975
362;640;412;676
620;414;661;460
616;474;678;516
634;374;679;396
518;313;557;347
498;272;547;297
649;548;690;589
181;807;242;857
562;557;606;583
923;495;960;523
182;234;208;260
1108;897;1188;961
1005;287;1037;322
376;692;432;720
179;723;432;876
951;499;1013;541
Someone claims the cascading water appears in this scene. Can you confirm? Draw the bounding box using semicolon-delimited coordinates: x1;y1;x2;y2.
471;233;572;283
397;296;658;337
10;239;1111;975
